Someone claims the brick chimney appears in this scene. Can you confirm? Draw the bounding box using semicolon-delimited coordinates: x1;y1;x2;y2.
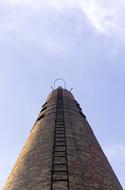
3;87;123;190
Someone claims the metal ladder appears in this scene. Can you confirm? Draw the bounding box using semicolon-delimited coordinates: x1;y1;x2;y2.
51;88;69;190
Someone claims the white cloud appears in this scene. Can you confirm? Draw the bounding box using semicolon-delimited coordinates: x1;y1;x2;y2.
0;0;125;63
1;0;125;39
79;0;125;39
80;0;112;33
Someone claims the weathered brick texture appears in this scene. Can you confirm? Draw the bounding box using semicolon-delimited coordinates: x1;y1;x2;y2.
3;88;123;190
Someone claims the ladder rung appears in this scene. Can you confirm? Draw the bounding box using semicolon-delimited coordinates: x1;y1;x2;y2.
52;176;68;181
55;134;65;137
54;162;67;166
55;141;66;143
56;126;64;128
54;160;66;164
55;136;65;139
55;142;66;148
53;176;68;181
54;149;66;152
56;121;64;123
54;144;66;147
55;139;65;142
55;138;65;141
52;179;68;182
54;152;66;156
54;154;66;157
55;131;65;133
55;128;65;131
55;131;65;134
56;128;65;130
56;122;64;124
53;165;67;168
54;150;66;154
55;132;65;134
54;150;66;152
56;123;64;125
53;170;68;173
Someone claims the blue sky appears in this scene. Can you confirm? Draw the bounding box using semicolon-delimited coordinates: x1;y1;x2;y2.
0;0;125;188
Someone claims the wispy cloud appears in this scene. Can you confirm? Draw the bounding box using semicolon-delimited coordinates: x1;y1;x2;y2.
0;0;125;70
1;0;125;40
79;0;125;39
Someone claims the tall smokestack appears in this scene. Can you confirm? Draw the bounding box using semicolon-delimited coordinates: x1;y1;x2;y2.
3;87;123;190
